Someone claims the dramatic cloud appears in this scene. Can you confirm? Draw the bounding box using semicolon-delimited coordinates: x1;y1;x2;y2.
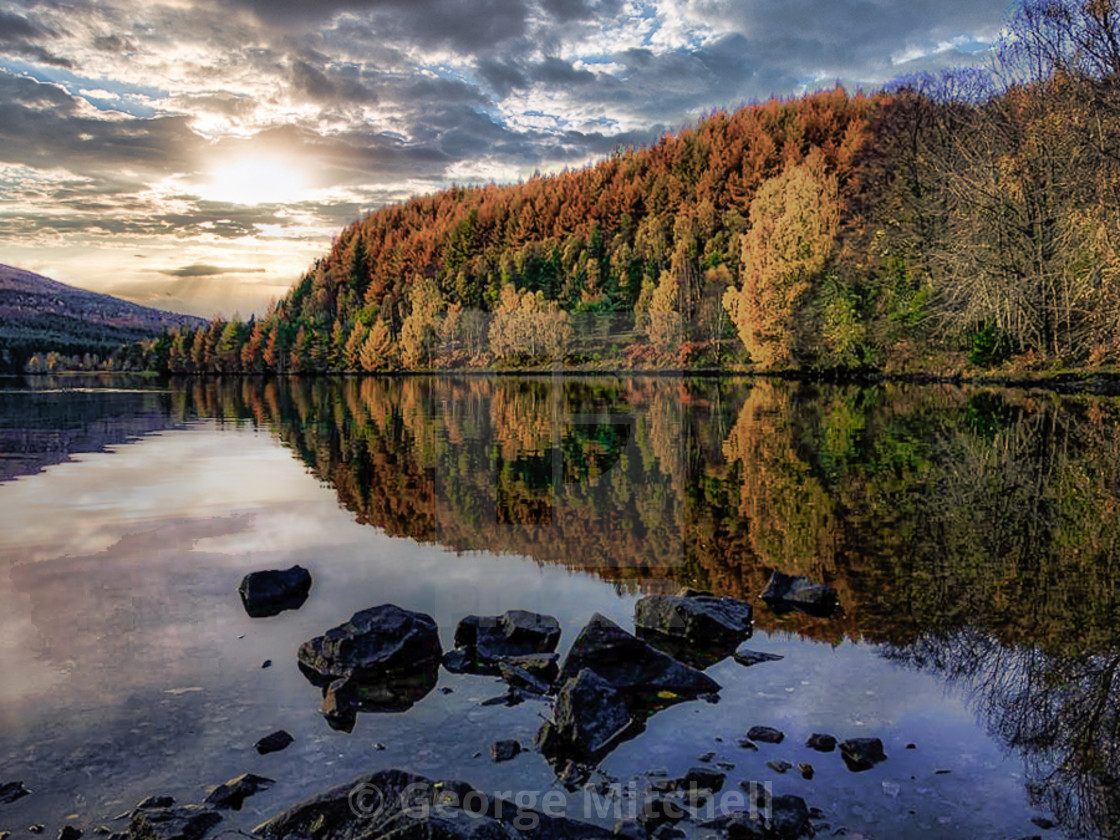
0;0;1012;316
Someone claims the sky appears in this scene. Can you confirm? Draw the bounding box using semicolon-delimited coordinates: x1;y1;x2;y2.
0;0;1013;318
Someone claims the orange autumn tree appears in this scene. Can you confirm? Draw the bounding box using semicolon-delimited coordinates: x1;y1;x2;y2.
724;149;839;368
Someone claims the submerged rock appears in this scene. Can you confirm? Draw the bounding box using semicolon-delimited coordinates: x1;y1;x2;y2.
732;648;784;668
490;740;521;762
760;572;839;617
298;604;442;729
254;768;613;840
128;806;221;840
255;730;294;755
0;781;31;804
203;773;274;810
634;589;753;646
839;737;887;772
806;733;836;752
238;565;312;618
558;613;720;704
746;726;784;744
538;668;634;761
446;611;561;677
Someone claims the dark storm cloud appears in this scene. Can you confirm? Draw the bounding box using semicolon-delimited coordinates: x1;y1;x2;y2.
0;9;72;67
159;264;266;277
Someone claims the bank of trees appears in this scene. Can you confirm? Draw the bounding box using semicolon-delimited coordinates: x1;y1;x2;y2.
147;0;1120;375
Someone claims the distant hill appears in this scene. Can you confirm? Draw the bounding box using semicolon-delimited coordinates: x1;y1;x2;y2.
0;264;205;372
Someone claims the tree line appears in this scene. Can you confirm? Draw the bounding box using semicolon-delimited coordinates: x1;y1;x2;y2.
64;0;1120;376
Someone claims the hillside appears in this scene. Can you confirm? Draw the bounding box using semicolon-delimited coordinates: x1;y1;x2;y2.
0;265;204;372
162;0;1120;377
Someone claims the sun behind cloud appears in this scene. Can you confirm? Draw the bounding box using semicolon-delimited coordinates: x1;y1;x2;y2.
199;155;311;206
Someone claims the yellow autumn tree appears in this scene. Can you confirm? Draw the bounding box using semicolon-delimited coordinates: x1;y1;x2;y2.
724;150;839;368
359;319;396;371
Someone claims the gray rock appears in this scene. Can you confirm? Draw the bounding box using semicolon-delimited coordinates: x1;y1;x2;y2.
28;826;44;834
768;795;811;839
254;769;612;840
203;773;274;810
613;819;647;840
760;572;839;617
731;648;784;667
634;590;753;646
558;614;720;704
490;740;521;762
298;604;442;681
136;797;174;811
806;733;836;752
746;726;784;744
0;781;30;804
238;565;312;618
128;806;221;840
449;611;561;675
498;654;559;694
677;767;725;792
839;738;887;772
538;668;633;760
255;730;294;755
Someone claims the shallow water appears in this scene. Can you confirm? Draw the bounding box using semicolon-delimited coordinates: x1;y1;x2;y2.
1;375;1117;839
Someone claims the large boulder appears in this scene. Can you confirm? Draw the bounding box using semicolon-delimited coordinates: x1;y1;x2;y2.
254;768;613;840
448;611;561;674
537;668;634;760
298;605;442;730
760;572;839;618
558;614;720;704
238;566;312;618
634;589;753;646
0;781;30;804
203;774;273;810
128;806;221;840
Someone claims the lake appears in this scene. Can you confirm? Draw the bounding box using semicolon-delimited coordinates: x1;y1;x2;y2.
1;374;1118;839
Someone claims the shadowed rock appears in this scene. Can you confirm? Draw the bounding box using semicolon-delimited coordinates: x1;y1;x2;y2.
127;806;221;840
255;730;294;755
760;572;839;618
839;737;887;772
238;566;312;618
0;781;31;804
203;773;273;810
447;611;561;676
537;668;634;761
635;589;753;646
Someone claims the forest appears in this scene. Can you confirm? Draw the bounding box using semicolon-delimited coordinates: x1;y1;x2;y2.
90;0;1120;376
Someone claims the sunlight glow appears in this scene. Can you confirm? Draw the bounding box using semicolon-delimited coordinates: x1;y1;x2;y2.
200;156;310;206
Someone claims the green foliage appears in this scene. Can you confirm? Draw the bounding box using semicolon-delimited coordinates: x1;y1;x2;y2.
969;323;1015;367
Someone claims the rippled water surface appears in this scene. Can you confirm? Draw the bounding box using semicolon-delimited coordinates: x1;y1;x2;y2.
2;375;1118;839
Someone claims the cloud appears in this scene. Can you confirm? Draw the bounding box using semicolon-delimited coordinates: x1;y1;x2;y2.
158;264;267;277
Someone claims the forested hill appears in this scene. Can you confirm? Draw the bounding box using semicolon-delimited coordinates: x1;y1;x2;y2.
0;265;204;373
165;0;1120;376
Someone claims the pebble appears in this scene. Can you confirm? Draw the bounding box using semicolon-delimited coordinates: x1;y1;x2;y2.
747;726;784;744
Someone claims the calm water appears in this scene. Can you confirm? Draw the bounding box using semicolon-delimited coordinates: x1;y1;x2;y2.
1;375;1119;839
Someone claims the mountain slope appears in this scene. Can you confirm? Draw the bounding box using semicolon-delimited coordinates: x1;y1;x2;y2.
0;264;205;371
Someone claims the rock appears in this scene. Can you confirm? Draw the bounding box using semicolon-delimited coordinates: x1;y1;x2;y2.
254;768;613;840
298;605;442;728
732;648;784;667
651;825;685;840
1030;817;1056;829
839;738;887;772
255;730;294;755
558;614;720;704
128;806;222;840
0;781;31;804
498;653;560;694
746;726;784;744
490;740;521;762
238;565;312;618
538;668;633;760
766;760;793;774
58;827;82;840
94;828;111;836
136;797;175;811
203;773;274;810
736;738;758;751
678;767;725;792
613;819;648;840
261;660;272;669
440;687;453;694
768;795;811;839
637;795;690;829
298;604;442;681
806;733;836;752
798;763;814;780
761;572;839;617
0;831;11;840
28;826;44;834
634;589;753;646
454;611;561;664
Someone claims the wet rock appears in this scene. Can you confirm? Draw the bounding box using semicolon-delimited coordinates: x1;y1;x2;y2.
798;763;814;780
760;572;839;617
0;781;31;804
128;806;222;840
747;726;784;744
769;795;811;839
558;614;720;704
737;738;759;751
700;811;765;840
255;730;294;755
490;740;521;762
637;795;690;829
94;829;111;836
732;648;784;667
203;774;274;810
298;605;442;729
766;760;793;774
136;797;174;811
839;738;887;772
58;827;82;840
708;797;810;840
1030;817;1056;829
537;668;633;760
634;589;753;646
261;660;272;669
449;611;561;674
678;767;725;792
0;831;10;840
498;653;560;694
238;565;312;618
254;768;613;840
613;818;648;840
806;733;836;752
28;826;44;834
107;834;127;840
